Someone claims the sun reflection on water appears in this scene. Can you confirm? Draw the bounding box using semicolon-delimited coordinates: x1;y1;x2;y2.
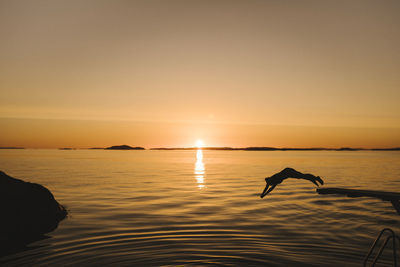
194;149;205;189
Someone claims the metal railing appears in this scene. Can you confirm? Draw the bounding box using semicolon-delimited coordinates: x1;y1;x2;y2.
364;228;400;267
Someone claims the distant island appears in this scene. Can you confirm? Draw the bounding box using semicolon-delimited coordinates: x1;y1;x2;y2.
0;147;24;149
151;147;400;151
105;145;145;150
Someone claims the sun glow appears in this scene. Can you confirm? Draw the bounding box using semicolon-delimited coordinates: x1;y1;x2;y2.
195;139;204;148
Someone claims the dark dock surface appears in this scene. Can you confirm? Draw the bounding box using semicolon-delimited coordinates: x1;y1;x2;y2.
317;187;400;215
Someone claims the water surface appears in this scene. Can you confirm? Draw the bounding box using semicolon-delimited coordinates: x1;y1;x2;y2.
1;150;400;266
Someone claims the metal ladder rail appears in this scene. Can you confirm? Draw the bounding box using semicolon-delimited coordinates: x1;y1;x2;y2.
371;235;400;267
364;228;399;267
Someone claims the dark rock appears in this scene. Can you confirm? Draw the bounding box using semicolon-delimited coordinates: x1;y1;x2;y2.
0;171;67;248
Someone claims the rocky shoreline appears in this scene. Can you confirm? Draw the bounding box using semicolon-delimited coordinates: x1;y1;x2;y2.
0;171;67;254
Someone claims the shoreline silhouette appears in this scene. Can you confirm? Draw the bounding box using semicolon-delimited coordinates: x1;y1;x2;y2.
1;146;399;151
0;171;67;256
150;146;400;151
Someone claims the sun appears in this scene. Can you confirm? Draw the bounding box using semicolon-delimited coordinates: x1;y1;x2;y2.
195;139;204;148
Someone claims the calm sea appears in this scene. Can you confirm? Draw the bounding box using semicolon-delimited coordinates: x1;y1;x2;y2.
1;149;400;266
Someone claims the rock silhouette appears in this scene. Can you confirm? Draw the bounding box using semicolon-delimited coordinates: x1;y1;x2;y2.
0;171;67;250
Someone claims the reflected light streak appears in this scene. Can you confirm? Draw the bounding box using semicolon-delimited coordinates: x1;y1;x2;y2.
194;149;205;189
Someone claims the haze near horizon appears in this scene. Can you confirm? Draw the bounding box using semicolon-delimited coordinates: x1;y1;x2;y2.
1;0;399;148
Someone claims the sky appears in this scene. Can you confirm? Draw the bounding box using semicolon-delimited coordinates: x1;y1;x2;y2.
0;0;399;148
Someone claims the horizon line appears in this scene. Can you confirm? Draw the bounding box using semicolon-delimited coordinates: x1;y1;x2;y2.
1;146;400;151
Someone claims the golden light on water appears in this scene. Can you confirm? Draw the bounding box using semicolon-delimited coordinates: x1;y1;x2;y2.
194;149;205;189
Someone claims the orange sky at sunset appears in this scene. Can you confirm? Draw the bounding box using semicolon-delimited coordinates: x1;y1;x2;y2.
1;1;399;148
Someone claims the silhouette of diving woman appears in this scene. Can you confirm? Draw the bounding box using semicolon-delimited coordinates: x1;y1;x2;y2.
260;167;324;198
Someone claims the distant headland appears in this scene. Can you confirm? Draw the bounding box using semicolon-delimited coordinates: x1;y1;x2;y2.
105;145;145;150
86;145;145;150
